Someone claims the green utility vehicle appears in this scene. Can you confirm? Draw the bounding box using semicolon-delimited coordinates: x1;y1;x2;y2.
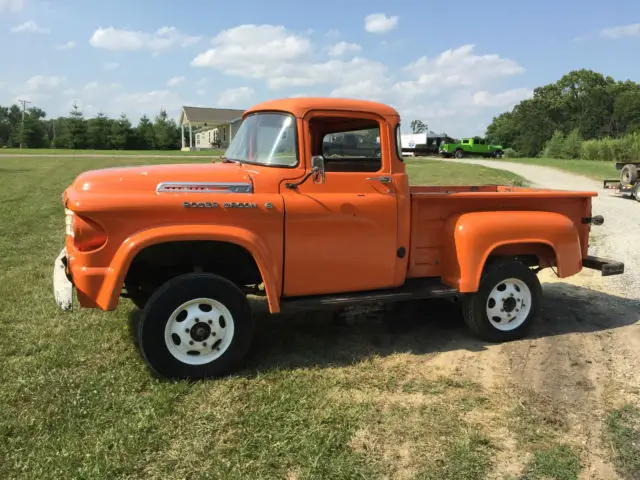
439;137;504;159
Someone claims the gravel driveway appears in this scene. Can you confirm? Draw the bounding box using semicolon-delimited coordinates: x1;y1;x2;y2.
432;157;639;301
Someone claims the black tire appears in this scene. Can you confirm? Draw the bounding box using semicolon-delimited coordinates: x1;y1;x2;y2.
138;272;255;380
633;182;640;202
621;164;638;184
454;149;464;159
494;150;503;159
126;284;151;309
461;259;542;342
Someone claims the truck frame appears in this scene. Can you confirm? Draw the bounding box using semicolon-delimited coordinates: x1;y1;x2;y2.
52;97;624;380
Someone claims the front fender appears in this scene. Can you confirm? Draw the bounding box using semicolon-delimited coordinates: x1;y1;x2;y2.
440;211;582;292
98;225;282;313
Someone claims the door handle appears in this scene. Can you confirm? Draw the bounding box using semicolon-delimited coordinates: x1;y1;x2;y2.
366;176;392;184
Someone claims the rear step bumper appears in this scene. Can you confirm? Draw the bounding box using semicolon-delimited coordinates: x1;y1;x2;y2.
582;255;624;276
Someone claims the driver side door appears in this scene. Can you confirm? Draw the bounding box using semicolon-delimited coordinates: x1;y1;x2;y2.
282;111;400;297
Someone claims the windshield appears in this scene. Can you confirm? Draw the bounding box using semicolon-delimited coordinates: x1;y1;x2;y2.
225;113;298;167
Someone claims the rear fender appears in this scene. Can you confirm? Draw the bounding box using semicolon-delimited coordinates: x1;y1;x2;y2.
98;225;282;313
440;211;582;292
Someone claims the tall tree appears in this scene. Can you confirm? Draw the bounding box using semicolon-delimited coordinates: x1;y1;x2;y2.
153;109;180;150
87;112;112;149
110;113;135;149
135;115;156;149
19;107;47;148
410;119;428;134
67;104;88;149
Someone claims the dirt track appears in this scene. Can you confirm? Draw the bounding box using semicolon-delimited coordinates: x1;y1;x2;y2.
427;157;640;479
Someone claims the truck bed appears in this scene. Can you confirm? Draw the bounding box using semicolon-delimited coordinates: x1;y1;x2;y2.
407;184;597;279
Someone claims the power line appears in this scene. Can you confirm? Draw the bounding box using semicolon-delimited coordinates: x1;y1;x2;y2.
18;99;32;149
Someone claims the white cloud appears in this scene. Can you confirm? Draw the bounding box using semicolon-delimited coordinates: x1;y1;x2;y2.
0;0;24;12
191;24;312;77
166;76;185;87
216;86;254;107
472;88;533;108
327;41;361;57
25;75;65;91
191;24;387;92
392;44;524;97
600;23;640;39
89;26;201;53
113;89;184;115
11;20;50;34
364;13;398;34
330;79;385;100
103;61;119;71
55;41;75;50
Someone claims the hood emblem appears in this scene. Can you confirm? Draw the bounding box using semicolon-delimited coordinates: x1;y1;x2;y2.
157;181;253;194
183;201;257;209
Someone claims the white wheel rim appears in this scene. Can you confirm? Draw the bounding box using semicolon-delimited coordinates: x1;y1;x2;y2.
164;297;235;365
485;278;532;331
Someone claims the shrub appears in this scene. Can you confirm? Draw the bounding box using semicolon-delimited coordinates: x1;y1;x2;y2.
542;130;565;158
503;147;521;158
629;132;640;161
561;128;582;159
580;139;600;161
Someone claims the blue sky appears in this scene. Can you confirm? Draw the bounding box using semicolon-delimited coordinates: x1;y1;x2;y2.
1;0;639;136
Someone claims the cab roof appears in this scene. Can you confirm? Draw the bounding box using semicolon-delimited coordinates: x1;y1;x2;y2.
243;97;401;119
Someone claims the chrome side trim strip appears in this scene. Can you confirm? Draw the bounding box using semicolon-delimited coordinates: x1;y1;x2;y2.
156;182;253;194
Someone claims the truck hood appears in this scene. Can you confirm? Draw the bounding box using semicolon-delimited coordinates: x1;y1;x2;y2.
68;162;253;195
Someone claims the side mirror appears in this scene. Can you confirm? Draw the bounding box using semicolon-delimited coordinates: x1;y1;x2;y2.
311;155;325;184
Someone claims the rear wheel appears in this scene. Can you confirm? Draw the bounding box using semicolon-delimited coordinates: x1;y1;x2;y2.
461;260;542;342
138;272;255;379
621;164;638;184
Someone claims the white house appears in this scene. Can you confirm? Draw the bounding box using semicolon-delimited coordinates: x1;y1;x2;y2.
178;106;245;151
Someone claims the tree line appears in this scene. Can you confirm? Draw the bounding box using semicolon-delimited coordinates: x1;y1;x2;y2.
485;69;640;160
0;104;184;150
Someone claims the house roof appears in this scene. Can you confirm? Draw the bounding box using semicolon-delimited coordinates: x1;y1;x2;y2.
179;106;245;127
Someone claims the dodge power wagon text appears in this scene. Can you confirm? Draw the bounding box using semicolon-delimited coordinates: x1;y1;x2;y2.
53;97;624;379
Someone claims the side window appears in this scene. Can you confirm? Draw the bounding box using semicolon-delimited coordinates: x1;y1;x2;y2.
319;122;382;173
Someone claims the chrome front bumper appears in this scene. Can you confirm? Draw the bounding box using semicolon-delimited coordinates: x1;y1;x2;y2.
53;247;73;311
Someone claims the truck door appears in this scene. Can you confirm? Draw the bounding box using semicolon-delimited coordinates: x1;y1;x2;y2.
282;112;400;297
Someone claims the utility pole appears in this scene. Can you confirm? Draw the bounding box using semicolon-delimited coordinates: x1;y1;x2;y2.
18;99;32;149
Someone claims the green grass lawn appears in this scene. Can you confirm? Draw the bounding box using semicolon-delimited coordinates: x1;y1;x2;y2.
0;148;222;156
495;157;619;181
0;156;569;480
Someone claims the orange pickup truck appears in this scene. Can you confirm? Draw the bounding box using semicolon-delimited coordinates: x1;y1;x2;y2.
53;97;624;379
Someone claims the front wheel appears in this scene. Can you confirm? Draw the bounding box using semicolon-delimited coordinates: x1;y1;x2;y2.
454;149;464;159
633;182;640;202
138;272;255;380
494;150;503;159
461;260;542;342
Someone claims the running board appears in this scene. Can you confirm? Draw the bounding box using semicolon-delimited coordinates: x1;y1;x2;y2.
279;279;458;312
